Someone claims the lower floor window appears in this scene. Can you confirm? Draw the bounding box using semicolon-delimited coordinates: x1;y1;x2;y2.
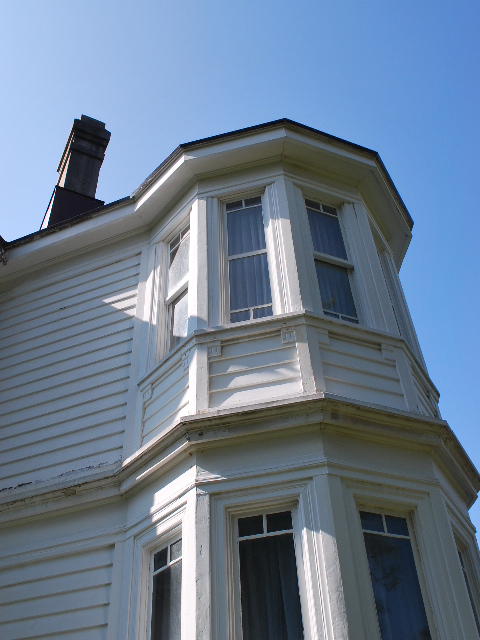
458;548;480;635
151;538;182;640
360;510;431;640
237;510;304;640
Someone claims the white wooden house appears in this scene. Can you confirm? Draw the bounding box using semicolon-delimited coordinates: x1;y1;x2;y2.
1;116;479;640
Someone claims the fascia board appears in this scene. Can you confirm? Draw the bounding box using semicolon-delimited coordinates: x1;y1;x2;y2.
1;199;140;279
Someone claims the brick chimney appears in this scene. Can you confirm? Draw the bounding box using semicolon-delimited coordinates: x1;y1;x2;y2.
41;116;111;229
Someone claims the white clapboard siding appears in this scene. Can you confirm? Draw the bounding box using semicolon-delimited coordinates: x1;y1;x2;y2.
209;332;301;408
142;360;190;446
0;252;141;490
319;335;407;410
0;545;113;640
412;369;437;418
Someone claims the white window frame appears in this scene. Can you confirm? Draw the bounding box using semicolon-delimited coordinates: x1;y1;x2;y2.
210;486;316;640
220;189;282;326
302;197;361;324
147;532;184;640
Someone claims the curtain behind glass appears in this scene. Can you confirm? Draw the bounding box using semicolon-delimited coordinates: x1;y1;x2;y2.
307;209;347;259
315;261;356;318
227;206;266;256
151;560;182;640
363;533;431;640
239;534;304;640
230;254;272;311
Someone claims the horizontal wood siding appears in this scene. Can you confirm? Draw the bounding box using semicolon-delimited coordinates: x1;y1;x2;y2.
0;252;141;489
142;360;189;445
320;335;407;410
0;545;113;639
412;369;437;418
209;332;301;408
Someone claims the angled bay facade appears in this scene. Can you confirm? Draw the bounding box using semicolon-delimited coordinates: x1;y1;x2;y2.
1;118;479;639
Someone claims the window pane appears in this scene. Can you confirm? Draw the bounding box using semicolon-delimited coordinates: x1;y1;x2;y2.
315;261;357;319
231;310;250;323
227;205;266;256
229;254;272;311
239;534;304;640
151;559;182;640
168;232;190;296
385;515;409;537
267;511;293;533
170;290;188;349
360;511;384;533
252;305;273;319
307;208;347;260
154;547;168;572
239;515;264;537
363;533;431;640
170;539;182;562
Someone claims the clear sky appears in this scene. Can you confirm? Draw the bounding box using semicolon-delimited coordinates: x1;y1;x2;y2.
1;1;479;535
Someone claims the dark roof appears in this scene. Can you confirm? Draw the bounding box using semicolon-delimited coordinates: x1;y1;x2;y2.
4;118;413;249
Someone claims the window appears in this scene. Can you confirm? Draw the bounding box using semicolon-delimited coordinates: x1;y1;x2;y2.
166;223;190;350
458;547;480;635
359;510;431;640
236;510;304;640
150;537;183;640
226;197;273;323
305;199;358;323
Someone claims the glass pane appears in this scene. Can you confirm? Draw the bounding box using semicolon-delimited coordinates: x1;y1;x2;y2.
154;547;168;572
305;199;320;211
252;305;273;319
244;196;262;207
170;290;188;349
363;533;431;640
322;204;337;216
267;511;293;533
229;254;272;311
226;200;243;212
360;511;384;533
231;310;250;323
239;534;304;640
151;559;182;640
238;515;263;537
307;208;347;259
170;539;182;562
168;233;190;296
315;261;357;319
385;516;409;537
227;205;266;256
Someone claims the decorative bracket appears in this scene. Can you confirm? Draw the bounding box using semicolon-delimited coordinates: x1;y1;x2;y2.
282;328;296;344
182;351;190;370
142;385;153;403
381;343;395;361
208;341;222;358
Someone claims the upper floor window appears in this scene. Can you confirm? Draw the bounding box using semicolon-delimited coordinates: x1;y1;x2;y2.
306;199;358;323
166;223;190;350
359;510;431;640
226;197;273;323
237;510;304;640
150;537;183;640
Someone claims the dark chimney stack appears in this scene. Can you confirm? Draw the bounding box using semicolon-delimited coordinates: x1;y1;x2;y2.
41;116;111;229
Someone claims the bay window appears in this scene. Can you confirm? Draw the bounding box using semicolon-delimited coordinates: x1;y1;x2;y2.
305;199;358;323
237;510;304;640
226;197;273;323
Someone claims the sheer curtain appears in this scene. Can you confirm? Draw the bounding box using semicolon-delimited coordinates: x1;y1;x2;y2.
239;533;304;640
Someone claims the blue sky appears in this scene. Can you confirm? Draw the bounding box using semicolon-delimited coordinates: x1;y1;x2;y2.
1;1;479;535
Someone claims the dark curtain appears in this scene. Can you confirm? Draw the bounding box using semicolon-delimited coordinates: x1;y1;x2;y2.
239;534;304;640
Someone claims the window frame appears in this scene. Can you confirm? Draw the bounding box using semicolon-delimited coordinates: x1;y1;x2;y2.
303;197;360;324
354;504;437;640
221;191;278;325
147;532;184;640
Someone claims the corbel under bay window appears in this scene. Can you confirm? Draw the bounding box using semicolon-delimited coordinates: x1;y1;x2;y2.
166;223;190;350
305;199;358;323
226;196;273;323
359;510;432;640
236;510;304;640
